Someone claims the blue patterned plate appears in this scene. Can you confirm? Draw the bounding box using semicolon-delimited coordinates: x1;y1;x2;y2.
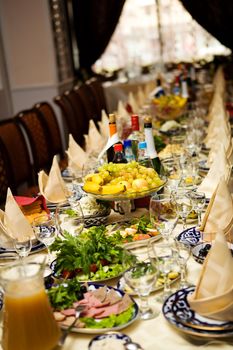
0;241;46;259
163;287;233;337
88;332;132;349
176;226;201;247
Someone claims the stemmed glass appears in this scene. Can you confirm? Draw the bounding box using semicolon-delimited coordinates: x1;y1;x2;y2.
149;194;178;244
122;246;159;320
13;236;32;259
188;191;206;227
32;215;58;264
172;188;193;230
148;240;175;302
55;201;84;237
173;240;191;288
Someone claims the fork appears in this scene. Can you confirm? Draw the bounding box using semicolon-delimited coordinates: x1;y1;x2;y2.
57;304;85;347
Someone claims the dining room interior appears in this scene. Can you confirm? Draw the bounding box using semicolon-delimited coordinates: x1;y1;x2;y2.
0;1;233;350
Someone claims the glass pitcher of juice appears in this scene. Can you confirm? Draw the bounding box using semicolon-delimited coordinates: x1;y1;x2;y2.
0;261;61;350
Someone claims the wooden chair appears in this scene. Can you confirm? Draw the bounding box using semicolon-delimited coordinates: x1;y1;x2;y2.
73;83;99;126
64;90;88;136
86;78;108;118
0;119;37;201
54;93;84;147
15;108;53;174
34;102;67;170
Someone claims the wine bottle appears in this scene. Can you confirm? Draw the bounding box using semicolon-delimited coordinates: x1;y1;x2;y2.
144;116;164;175
138;141;152;168
106;114;120;163
128;114;142;160
112;143;127;164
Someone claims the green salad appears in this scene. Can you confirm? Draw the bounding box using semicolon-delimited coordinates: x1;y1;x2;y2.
50;226;134;281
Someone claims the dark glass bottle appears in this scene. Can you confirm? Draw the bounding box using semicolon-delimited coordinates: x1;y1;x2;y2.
144;116;164;175
112;143;127;164
107;114;120;163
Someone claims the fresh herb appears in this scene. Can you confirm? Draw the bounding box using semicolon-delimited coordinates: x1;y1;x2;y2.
80;305;134;329
65;208;78;218
47;278;86;310
131;262;155;278
130;215;152;234
50;226;133;280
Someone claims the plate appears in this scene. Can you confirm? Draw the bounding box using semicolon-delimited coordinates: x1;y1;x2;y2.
117;272;180;295
163;287;233;338
105;219;162;248
82;182;166;201
192;242;233;264
0;241;46;259
88;332;132;349
176;226;201;247
61;169;73;182
199;160;209;172
57;283;139;334
50;259;124;283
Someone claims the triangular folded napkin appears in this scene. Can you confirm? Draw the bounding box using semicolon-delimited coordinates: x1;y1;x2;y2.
38;156;69;203
66;134;88;175
128;92;139;114
84;120;105;155
98;110;109;140
199;178;233;240
188;230;233;321
0;188;34;247
198;145;231;198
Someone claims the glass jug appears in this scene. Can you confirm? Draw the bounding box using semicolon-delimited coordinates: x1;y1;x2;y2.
0;261;61;350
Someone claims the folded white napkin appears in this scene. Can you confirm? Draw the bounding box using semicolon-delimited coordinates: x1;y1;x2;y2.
117;100;130;121
188;230;233;321
98;110;109;140
84;120;105;154
0;188;34;247
199;177;233;240
66;134;88;175
38;156;69;203
198;145;231;198
136;87;146;108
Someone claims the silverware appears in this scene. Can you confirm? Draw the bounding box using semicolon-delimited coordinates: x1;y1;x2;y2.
57;304;85;347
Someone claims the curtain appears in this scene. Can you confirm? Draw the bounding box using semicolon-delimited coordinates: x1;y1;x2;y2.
180;0;233;51
72;0;126;76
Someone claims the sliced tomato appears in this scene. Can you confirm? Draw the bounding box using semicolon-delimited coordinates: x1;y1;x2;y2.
89;263;98;273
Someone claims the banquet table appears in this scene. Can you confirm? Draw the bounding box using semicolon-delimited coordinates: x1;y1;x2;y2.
1;208;232;350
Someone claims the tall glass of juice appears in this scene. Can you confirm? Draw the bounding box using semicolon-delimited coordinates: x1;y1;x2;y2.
0;261;61;350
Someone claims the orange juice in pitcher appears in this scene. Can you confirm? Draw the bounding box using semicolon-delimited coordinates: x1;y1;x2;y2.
1;261;60;350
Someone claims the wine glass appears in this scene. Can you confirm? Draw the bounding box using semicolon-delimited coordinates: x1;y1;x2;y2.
123;261;159;320
188;191;206;227
149;194;178;244
55;201;84;237
148;240;175;302
32;215;58;264
172;188;193;230
122;246;159;320
13;236;32;259
173;240;191;288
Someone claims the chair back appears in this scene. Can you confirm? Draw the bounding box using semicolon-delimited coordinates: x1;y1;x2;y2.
73;84;99;125
86;78;108;118
15;108;53;173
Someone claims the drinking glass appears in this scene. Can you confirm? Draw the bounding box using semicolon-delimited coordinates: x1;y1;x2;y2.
32;215;58;264
122;246;159;320
188;191;206;227
148;240;175;302
149;194;178;244
123;261;159;320
174;240;191;288
13;236;32;259
55;201;84;237
172;188;193;230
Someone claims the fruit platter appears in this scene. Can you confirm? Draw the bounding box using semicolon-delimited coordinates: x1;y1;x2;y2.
152;95;187;120
83;161;166;200
48;281;138;333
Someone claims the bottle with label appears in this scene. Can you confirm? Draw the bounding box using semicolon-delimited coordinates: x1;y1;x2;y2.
123;139;135;162
144;116;164;175
112;143;127;164
106;114;120;163
138;141;152;168
153;78;165;98
172;76;180;96
128;114;142;160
